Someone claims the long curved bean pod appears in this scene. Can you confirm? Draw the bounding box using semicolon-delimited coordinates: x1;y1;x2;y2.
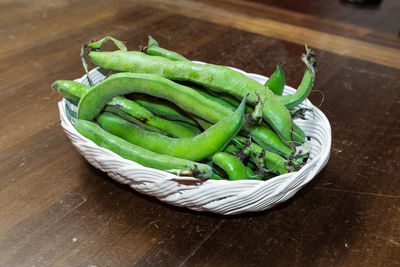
96;97;245;161
104;98;197;137
188;101;296;157
129;94;198;126
140;38;314;143
87;48;294;144
75;119;212;178
78;73;233;122
74;72;295;157
276;46;316;108
172;120;202;135
190;85;306;144
212;152;246;181
52;80;196;138
53;80;88;105
142;39;315;110
189;85;237;112
142;36;189;61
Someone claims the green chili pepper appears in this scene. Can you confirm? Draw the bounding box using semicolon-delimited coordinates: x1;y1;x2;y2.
75;119;212;178
96;97;246;161
212;152;246;181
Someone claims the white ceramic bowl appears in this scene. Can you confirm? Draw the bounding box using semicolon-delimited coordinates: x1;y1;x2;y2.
58;64;331;215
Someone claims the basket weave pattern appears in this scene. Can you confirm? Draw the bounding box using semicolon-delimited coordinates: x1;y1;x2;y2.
58;65;331;215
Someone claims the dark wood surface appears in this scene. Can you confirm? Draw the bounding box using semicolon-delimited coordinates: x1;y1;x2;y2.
1;0;399;266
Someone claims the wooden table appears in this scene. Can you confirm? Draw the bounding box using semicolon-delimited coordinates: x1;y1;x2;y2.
1;0;399;266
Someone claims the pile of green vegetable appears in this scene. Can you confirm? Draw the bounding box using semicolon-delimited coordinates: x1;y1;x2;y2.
52;36;316;180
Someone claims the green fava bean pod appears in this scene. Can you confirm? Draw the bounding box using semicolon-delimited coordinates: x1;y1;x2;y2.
76;72;294;156
246;125;293;156
78;72;232;122
276;46;316;108
104;97;197;138
188;85;237;112
52;80;88;105
74;119;212;178
171;120;202;135
142;36;189;62
264;63;285;96
129;94;198;126
245;167;263;180
208;172;226;180
52;80;196;138
189;104;296;158
96;97;246;161
186;85;305;146
233;136;289;175
140;39;315;112
85;40;294;144
212;152;246;181
141;40;307;147
292;122;306;144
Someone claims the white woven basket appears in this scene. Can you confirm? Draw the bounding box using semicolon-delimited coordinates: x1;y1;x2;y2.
58;63;331;215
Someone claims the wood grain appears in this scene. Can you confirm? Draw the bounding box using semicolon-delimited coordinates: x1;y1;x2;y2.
1;0;399;266
137;0;400;69
197;0;400;49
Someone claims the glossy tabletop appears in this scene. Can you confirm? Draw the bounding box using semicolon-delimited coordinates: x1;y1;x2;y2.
1;0;399;266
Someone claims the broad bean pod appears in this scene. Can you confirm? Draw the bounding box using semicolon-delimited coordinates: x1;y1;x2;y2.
140;40;311;144
77;73;233;122
75;119;212;178
212;152;246;181
142;36;189;62
76;72;296;159
141;38;314;133
142;38;315;110
193;86;306;145
85;39;294;144
189;109;295;158
52;80;196;138
232;136;289;175
128;94;198;126
96;97;246;161
264;63;285;96
275;46;316;108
